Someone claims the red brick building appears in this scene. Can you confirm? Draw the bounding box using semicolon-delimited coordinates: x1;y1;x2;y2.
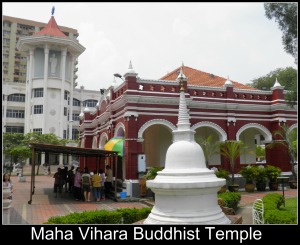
79;64;297;181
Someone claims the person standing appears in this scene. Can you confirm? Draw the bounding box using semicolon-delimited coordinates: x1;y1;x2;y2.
99;169;105;200
47;165;51;177
73;167;82;201
53;168;63;198
3;173;14;199
67;166;75;193
81;167;91;202
91;170;101;202
104;165;113;198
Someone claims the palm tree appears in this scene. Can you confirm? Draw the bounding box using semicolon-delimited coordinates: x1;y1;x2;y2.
195;135;220;168
219;140;253;185
270;125;297;180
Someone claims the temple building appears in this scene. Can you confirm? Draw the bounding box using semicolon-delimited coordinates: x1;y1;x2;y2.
79;62;297;196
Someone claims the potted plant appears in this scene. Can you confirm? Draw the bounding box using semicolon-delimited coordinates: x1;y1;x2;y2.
265;165;281;191
239;165;256;192
144;166;164;200
214;168;230;193
219;140;253;192
253;165;267;191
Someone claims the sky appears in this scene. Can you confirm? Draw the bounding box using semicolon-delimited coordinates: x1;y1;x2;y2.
3;2;296;91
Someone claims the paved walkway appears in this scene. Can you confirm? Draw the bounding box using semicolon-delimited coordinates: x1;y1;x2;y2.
4;172;297;225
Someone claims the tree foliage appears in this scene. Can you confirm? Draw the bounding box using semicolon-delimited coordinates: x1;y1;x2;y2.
256;145;266;161
195;135;220;168
248;67;297;107
3;132;70;175
264;3;298;63
218;140;253;185
268;125;297;179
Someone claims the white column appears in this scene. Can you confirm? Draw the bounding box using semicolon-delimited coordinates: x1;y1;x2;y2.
59;48;67;138
2;95;7;134
24;55;30;134
28;48;34;133
41;153;46;166
43;45;49;134
68;56;76;140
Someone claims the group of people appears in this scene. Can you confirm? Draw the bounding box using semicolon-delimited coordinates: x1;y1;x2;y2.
53;165;113;202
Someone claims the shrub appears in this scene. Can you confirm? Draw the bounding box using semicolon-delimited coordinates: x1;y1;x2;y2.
265;165;281;182
44;207;152;224
144;166;164;180
215;168;230;181
262;193;296;224
238;165;256;183
218;192;241;210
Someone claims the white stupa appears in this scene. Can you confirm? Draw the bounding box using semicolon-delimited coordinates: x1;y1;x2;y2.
144;67;231;224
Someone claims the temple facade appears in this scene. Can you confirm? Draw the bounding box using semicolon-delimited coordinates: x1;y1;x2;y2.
79;63;297;181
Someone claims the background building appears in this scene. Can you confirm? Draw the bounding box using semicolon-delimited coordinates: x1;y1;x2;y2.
3;15;79;84
2;14;102;166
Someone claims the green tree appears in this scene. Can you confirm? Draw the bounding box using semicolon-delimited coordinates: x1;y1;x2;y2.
9;146;32;176
247;67;297;107
3;133;26;174
264;3;298;63
195;135;220;168
3;132;70;176
219;140;253;185
23;133;69;175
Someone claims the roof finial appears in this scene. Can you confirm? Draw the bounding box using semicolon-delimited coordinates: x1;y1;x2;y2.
51;6;55;16
128;60;133;70
273;76;282;87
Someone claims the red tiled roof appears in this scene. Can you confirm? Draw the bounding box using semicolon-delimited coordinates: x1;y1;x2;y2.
160;66;256;90
33;16;67;38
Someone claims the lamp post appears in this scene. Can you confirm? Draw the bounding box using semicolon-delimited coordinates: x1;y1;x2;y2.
113;73;124;81
277;176;289;207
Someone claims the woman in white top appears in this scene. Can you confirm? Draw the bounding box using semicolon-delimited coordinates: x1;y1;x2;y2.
3;173;14;199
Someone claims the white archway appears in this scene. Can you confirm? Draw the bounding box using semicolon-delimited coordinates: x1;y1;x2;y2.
114;122;125;138
288;123;298;134
236;123;272;143
99;132;109;149
92;136;98;149
138;119;176;140
191;121;227;141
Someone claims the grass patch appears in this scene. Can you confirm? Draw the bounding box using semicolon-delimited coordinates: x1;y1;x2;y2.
283;197;297;215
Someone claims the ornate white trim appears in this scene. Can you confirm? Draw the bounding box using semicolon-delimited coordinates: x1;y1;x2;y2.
236;123;272;143
99;132;109;149
137;119;176;140
114;122;125;137
92;135;98;149
288;123;298;135
191;121;227;141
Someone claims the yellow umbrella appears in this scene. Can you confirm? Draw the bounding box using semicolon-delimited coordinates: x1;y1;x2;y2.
104;138;124;156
